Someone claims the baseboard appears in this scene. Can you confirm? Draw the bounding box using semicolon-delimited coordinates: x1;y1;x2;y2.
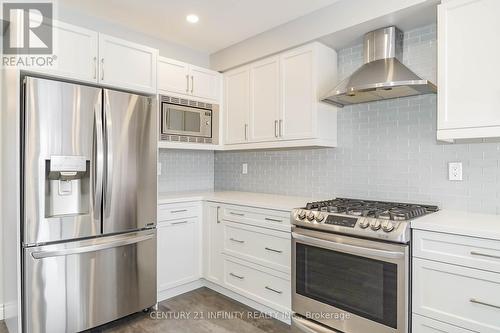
157;279;205;303
157;279;291;325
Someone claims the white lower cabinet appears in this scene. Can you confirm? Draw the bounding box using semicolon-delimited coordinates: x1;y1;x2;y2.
224;256;291;313
161;200;292;314
203;203;224;284
157;203;201;298
412;230;500;333
412;314;474;333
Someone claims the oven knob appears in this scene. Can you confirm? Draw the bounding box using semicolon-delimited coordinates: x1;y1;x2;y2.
370;220;381;231
359;218;370;229
307;211;316;221
315;212;326;222
297;210;307;220
382;221;395;232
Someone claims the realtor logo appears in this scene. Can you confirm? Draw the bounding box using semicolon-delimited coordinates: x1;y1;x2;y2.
3;2;53;54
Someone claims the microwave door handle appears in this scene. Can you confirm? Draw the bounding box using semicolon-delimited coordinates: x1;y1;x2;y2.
292;232;405;259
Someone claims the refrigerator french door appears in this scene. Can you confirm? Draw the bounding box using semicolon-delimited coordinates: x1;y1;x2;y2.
22;77;157;333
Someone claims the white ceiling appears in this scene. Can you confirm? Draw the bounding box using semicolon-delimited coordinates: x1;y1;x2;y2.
58;0;341;54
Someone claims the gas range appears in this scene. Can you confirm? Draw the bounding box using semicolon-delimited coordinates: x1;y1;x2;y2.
292;198;438;243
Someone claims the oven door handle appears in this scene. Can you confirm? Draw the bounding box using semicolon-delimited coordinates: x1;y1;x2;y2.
292;232;405;259
292;315;334;333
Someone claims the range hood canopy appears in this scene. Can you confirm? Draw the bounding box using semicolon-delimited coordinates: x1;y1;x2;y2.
322;26;436;107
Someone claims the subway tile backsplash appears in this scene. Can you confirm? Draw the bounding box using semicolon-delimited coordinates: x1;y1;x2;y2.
214;24;500;214
158;149;214;193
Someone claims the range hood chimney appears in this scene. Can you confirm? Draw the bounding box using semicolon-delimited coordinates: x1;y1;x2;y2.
322;26;437;107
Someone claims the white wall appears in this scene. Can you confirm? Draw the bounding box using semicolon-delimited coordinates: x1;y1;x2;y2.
56;5;210;67
210;0;438;71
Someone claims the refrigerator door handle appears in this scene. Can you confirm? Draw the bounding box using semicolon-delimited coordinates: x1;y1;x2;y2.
31;232;155;259
93;98;104;221
104;92;113;216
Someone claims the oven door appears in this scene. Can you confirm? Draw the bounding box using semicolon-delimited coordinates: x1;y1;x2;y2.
161;103;211;138
292;227;408;333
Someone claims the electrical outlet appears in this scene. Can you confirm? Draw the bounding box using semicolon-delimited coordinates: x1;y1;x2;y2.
242;163;248;175
448;162;462;181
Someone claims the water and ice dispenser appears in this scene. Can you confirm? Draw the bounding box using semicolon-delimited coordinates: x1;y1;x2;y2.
45;155;90;217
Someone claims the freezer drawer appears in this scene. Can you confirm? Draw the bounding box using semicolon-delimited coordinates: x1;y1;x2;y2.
23;230;156;333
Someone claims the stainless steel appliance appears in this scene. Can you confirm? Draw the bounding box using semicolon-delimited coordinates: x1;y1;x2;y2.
291;198;438;333
322;26;437;107
22;76;157;333
159;95;219;144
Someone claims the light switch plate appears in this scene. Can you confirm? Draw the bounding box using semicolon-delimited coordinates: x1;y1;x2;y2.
157;162;162;176
242;163;248;174
448;162;463;181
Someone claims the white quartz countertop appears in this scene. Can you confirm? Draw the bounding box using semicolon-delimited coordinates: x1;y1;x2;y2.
158;191;315;211
411;209;500;241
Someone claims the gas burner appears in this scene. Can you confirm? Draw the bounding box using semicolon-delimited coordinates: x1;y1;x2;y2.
293;198;439;243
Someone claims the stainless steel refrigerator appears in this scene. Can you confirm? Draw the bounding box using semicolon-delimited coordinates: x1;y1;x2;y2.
21;77;157;333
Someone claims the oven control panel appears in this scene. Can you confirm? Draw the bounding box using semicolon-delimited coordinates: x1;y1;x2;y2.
324;215;357;228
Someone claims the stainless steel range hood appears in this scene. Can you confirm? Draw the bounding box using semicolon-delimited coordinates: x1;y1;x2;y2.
322;26;437;107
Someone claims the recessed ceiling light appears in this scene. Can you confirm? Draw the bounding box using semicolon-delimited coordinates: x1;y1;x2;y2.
186;14;199;24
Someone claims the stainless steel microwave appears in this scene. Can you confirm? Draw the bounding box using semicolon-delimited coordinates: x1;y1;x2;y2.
159;95;219;144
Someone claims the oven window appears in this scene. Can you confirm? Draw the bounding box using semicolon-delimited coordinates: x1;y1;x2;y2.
296;243;398;328
166;107;201;133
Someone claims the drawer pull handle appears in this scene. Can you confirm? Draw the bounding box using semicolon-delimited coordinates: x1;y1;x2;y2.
265;286;283;294
171;209;188;213
470;298;500;310
265;218;282;223
230;212;245;217
171;220;189;225
470;251;500;260
265;247;283;253
229;273;244;280
230;238;245;244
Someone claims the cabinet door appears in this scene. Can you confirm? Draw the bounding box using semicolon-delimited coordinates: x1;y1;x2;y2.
438;0;500;130
224;66;250;144
30;20;98;83
191;66;220;101
280;46;315;140
98;34;158;93
157;218;200;291
202;203;224;284
249;56;281;142
158;57;190;95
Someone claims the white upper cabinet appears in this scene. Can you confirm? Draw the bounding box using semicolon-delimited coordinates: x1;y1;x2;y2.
27;20;98;83
224;66;251;144
280;46;315;140
28;20;158;94
223;42;338;150
158;56;221;101
249;56;281;142
98;34;158;93
437;0;500;141
190;65;221;100
158;57;191;95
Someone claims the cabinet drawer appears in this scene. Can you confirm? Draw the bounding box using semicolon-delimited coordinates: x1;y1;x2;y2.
413;258;500;333
223;221;290;273
221;205;290;231
158;202;200;222
224;257;291;312
412;314;473;333
413;230;500;273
